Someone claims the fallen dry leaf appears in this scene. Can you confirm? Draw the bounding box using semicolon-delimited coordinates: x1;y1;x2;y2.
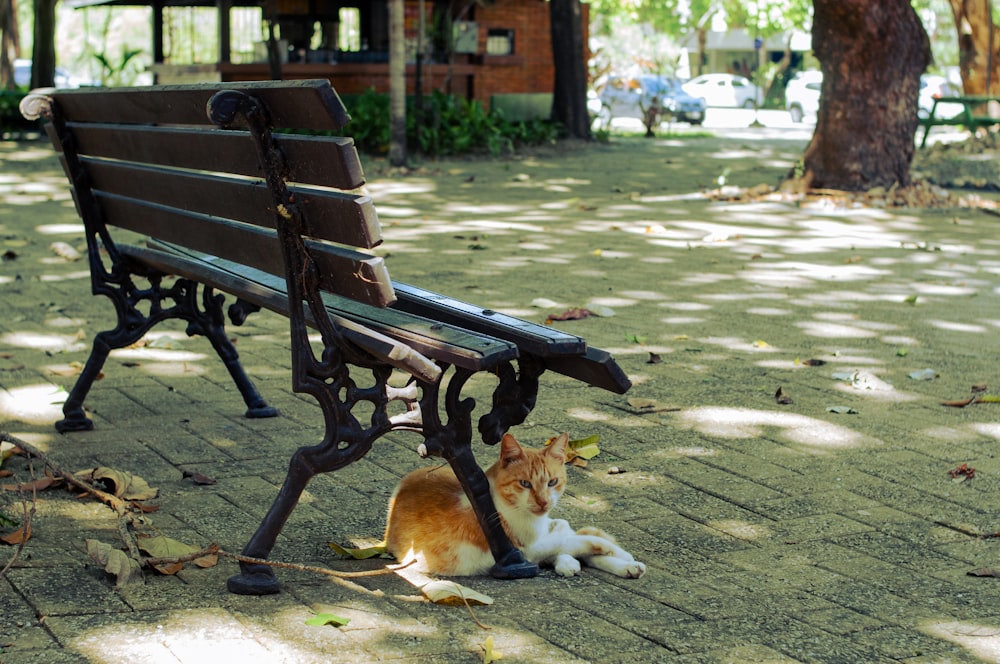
422;580;493;606
546;308;595;322
623;397;680;414
75;467;158;500
968;567;1000;578
86;539;143;587
0;523;31;546
49;241;82;261
2;476;62;493
182;470;217;486
481;635;502;664
948;464;975;481
775;387;794;405
328;540;388;560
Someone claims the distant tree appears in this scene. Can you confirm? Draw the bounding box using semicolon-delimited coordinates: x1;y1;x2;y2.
550;0;591;138
388;0;406;166
1;0;19;89
786;0;930;191
947;0;1000;95
31;0;55;88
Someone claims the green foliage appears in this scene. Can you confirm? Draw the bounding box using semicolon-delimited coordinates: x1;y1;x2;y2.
93;46;143;86
0;90;39;136
342;88;560;158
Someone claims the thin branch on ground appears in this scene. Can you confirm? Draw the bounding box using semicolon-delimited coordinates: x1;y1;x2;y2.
0;431;406;595
0;465;38;581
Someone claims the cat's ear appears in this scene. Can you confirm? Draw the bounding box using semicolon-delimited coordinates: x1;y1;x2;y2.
500;433;525;467
544;433;569;463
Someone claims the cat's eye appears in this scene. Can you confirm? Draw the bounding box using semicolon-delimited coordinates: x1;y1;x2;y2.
547;478;559;487
519;479;532;489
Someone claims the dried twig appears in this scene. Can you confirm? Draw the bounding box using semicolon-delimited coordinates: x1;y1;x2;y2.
1;431;407;595
0;464;38;580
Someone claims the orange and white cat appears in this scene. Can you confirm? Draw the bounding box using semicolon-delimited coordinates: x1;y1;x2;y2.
384;432;646;579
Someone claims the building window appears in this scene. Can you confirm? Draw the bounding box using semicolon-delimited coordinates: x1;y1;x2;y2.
339;7;361;51
485;29;514;56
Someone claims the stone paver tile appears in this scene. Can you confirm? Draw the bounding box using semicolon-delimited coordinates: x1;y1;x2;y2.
768;512;875;543
631;512;757;558
6;566;131;618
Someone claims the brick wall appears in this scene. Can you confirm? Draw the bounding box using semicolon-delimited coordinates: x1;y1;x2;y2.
471;0;589;106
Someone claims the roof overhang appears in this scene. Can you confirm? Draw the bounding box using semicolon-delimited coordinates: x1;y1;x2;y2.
68;0;262;8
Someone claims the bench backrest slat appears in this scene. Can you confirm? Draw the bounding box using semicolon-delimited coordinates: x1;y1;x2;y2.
81;158;381;249
62;124;365;190
48;79;350;129
41;79;395;309
97;194;395;306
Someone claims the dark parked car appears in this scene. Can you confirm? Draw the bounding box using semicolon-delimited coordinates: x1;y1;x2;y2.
595;75;706;126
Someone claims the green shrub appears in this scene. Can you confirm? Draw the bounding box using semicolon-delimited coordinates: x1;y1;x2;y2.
0;90;40;137
342;88;560;158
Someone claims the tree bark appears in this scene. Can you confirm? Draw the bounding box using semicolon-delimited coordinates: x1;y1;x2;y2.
549;0;590;139
1;0;20;90
949;0;999;96
31;0;56;88
388;0;407;166
788;0;930;191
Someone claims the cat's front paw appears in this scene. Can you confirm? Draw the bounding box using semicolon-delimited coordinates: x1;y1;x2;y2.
624;561;646;579
554;553;581;577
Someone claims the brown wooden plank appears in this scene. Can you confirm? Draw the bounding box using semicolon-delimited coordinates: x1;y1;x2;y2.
128;243;518;373
83;158;381;249
50;79;350;130
96;194;395;308
65;124;366;190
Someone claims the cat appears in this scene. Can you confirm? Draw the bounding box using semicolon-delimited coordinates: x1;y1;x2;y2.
384;432;646;579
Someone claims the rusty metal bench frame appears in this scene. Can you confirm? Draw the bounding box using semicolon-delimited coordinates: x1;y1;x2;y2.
21;80;631;595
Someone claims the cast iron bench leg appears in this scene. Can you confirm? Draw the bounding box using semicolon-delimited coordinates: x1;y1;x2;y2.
445;446;539;579
196;294;278;419
56;333;113;432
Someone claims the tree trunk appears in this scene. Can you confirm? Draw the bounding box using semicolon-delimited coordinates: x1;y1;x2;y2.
388;0;407;167
31;0;56;88
549;0;590;139
1;0;20;90
949;0;999;96
787;0;930;192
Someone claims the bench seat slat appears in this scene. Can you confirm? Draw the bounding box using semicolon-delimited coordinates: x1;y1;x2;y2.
96;194;396;308
83;159;381;249
60;124;365;190
541;348;632;395
50;79;350;130
128;242;519;374
390;283;586;356
392;284;630;393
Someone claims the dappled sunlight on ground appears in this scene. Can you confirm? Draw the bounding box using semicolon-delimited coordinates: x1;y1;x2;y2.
0;383;67;424
7;130;1000;661
921;619;1000;662
0;331;87;353
674;406;873;451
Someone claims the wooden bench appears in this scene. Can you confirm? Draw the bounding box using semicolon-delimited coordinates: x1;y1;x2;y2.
20;80;631;595
918;95;1000;148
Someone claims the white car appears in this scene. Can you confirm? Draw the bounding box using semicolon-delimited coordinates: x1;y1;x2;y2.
14;59;97;88
785;70;822;123
682;73;762;109
918;74;962;120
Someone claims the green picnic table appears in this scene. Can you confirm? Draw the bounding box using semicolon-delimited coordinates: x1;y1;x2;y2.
918;94;1000;148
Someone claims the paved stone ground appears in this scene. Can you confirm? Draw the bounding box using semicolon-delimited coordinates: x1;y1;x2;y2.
3;126;1000;663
